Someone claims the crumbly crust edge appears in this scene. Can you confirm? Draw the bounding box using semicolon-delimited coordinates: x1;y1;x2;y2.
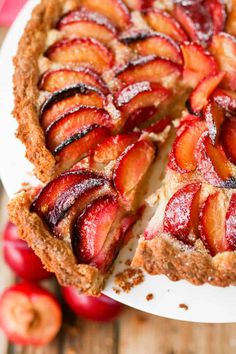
13;0;64;182
132;235;236;287
8;189;105;295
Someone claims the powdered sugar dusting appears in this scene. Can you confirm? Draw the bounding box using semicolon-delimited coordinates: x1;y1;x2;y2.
60;8;117;33
116;81;152;106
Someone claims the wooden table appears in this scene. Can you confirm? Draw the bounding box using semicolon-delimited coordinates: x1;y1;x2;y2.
0;27;236;354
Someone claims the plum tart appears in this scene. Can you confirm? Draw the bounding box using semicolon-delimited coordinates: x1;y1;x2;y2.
9;0;236;294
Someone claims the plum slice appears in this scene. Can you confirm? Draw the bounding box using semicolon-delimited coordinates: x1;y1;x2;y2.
45;106;112;151
113;139;155;208
173;2;213;45
221;116;236;166
187;72;225;115
57;9;117;43
72;195;121;264
195;132;236;188
141;9;188;42
212;88;236;115
199;191;232;256
39;68;109;94
204;0;226;34
171;119;207;173
39;84;105;130
80;0;131;29
210;32;236;91
181;42;218;88
120;31;182;64
116;56;182;86
46;177;112;228
123;0;153;10
31;170;102;220
115;81;170;130
226;0;236;37
54;125;110;171
90;228;123;272
203;100;224;145
45;38;114;73
53;178;114;238
163;183;201;244
225;193;236;250
92;132;140;165
144;116;172;134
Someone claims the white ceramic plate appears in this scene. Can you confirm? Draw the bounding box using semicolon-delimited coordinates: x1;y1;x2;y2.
0;0;236;323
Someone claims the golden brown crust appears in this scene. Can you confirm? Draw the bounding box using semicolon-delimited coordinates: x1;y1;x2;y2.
8;189;105;295
132;235;236;287
13;0;65;182
131;167;236;287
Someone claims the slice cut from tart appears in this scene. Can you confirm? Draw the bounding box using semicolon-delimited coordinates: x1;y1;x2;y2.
10;0;236;293
9;134;156;294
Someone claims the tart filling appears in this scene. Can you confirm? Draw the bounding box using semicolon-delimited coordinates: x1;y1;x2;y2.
10;0;236;293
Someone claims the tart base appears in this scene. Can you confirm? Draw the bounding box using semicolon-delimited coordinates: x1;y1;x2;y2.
8;189;106;295
132;235;236;287
132;167;236;288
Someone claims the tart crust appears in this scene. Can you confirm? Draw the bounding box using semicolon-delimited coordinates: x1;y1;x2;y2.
132;235;236;287
132;168;236;287
8;188;106;295
13;0;65;182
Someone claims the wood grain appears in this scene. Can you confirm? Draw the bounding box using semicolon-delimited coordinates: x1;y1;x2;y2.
118;309;236;354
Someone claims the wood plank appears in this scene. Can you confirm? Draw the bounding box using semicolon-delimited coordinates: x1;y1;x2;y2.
10;338;63;354
61;314;117;354
118;309;236;354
